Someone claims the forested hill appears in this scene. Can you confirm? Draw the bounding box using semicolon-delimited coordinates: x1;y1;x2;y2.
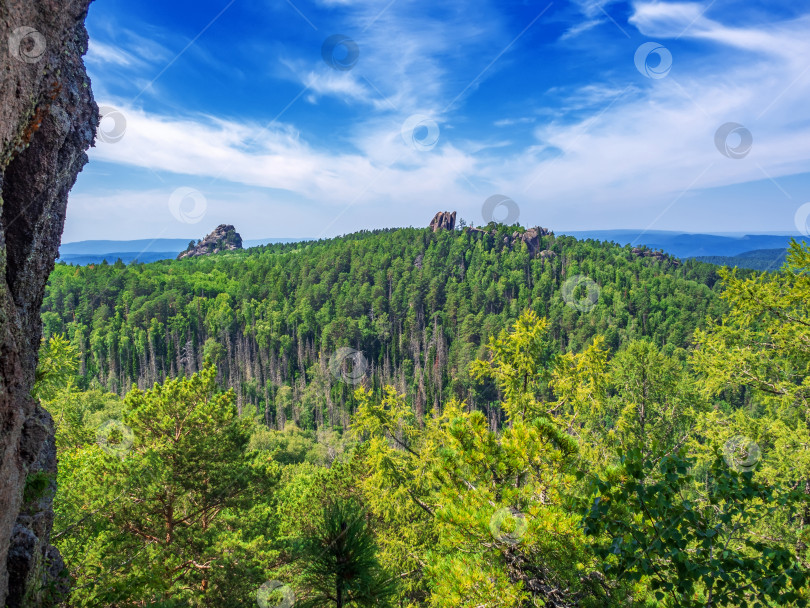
42;224;730;429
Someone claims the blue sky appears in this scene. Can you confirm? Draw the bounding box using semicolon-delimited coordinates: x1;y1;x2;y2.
64;0;810;242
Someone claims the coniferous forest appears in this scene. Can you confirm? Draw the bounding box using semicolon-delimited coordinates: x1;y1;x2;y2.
34;224;810;607
41;226;725;429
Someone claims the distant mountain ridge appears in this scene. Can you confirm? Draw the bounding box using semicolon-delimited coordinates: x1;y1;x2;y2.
58;252;182;265
559;229;802;259
59;238;189;255
691;248;790;272
58;236;307;264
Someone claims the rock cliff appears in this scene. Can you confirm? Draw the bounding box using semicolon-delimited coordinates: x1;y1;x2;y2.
429;211;456;232
177;224;243;259
0;0;97;605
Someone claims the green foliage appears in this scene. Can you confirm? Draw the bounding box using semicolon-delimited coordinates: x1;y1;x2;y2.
42;227;728;429
249;423;348;466
289;499;394;608
693;240;810;412
23;471;54;504
469;309;557;420
44;385;123;451
603;339;700;457
40;235;810;607
34;334;79;401
353;311;620;607
53;365;279;607
692;240;810;563
583;448;808;607
202;337;224;364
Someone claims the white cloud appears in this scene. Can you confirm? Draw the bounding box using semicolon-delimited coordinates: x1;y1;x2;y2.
88;101;484;228
561;0;622;41
91;104;369;200
496;3;810;228
278;58;381;108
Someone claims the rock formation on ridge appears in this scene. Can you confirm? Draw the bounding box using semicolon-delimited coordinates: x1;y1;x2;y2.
429;211;456;232
0;0;97;605
466;225;552;257
632;246;680;266
177;224;244;259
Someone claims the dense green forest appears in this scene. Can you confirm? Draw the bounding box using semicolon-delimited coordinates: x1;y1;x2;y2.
36;236;810;607
42;225;727;432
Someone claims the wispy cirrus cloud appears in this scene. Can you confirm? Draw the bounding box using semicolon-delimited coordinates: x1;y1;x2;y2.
574;0;623;19
629;1;809;58
87;40;143;68
560;18;604;40
283;0;506;116
560;0;624;39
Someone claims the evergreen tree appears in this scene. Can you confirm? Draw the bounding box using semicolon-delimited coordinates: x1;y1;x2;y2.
54;365;278;607
291;499;394;608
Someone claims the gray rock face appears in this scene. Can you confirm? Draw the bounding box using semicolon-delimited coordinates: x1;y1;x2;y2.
177;224;244;259
429;211;456;232
0;0;97;605
515;227;549;257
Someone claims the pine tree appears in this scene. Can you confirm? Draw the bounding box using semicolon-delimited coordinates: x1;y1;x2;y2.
292;499;394;608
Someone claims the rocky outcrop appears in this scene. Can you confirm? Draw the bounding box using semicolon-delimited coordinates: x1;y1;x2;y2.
631;246;680;266
466;225;552;257
516;227;549;257
0;1;97;605
429;211;456;232
177;225;243;259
